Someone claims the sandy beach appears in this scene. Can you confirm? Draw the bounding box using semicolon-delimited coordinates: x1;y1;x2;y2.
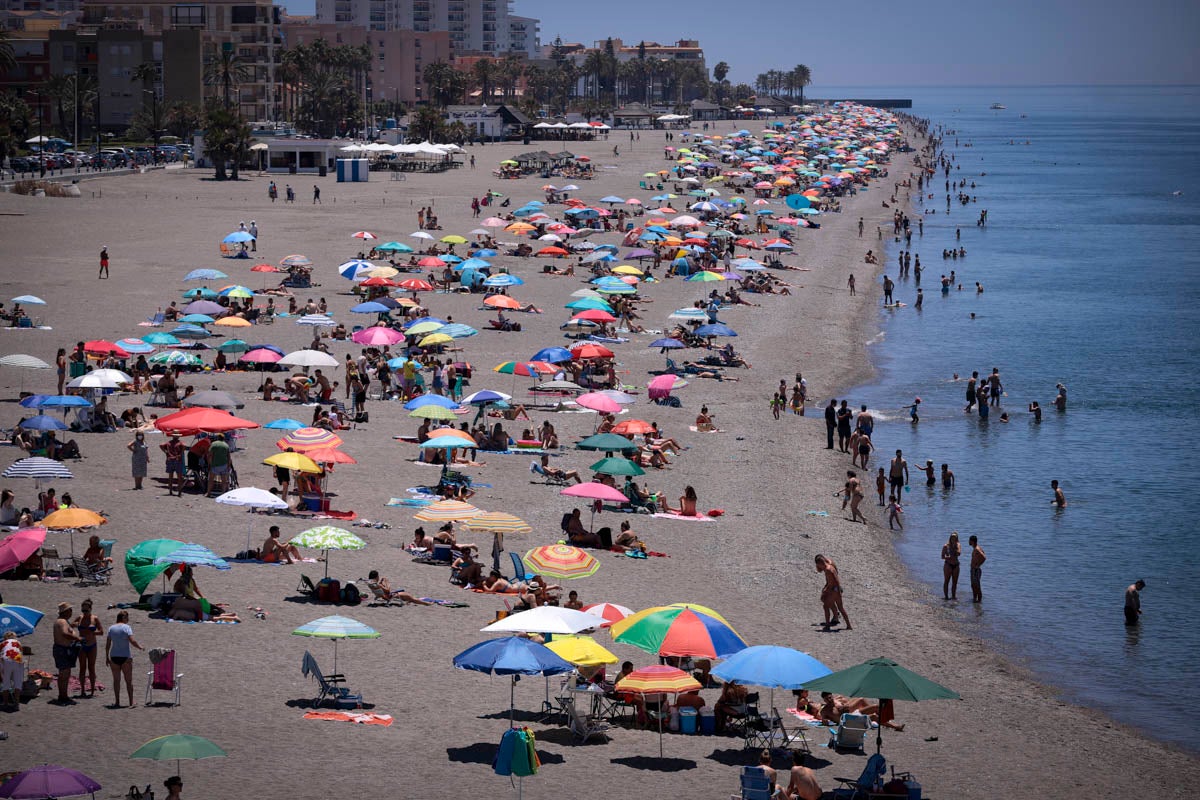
1;121;1197;799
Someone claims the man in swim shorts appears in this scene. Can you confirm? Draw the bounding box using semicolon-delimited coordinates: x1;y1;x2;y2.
1124;579;1144;625
969;535;986;602
889;450;909;496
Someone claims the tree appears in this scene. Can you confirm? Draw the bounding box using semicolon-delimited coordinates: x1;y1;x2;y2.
205;50;251;110
712;61;729;84
791;64;812;106
498;54;523;102
0;31;15;76
407;104;446;142
423;61;466;108
131;61;161;151
165;100;203;140
471;59;496;103
0;91;30;165
203;105;251;180
42;74;74;138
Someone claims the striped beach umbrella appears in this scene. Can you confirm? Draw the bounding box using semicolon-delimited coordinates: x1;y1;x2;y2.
0;354;51;369
152;542;231;570
611;606;747;659
463;512;532;535
2;457;73;483
276;427;343;452
0;603;45;635
413;500;482;522
524;544;599;580
293;615;379;675
149;350;203;367
580;602;633;628
615;665;703;756
408;404;458;421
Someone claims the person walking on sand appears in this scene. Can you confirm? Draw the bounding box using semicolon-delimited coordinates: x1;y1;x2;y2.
1051;479;1067;508
847;273;856;295
98;246;109;279
1124;579;1145;625
941;532;961;599
969;535;986;602
105;610;143;708
824;399;837;449
312;184;321;204
845;471;866;524
815;555;851;630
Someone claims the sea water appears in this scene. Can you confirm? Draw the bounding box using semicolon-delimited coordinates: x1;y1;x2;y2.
826;85;1200;751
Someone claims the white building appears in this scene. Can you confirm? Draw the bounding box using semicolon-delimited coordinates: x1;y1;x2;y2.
314;0;539;57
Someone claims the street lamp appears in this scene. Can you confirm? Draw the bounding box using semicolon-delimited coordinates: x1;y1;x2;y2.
143;88;160;162
27;89;45;177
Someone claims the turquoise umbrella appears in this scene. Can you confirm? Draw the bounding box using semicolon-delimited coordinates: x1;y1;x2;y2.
293;615;380;674
130;734;227;778
152;543;230;570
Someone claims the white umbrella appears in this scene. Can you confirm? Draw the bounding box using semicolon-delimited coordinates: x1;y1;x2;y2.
89;368;133;384
279;349;339;368
410;231;434;240
0;354;51;369
296;315;336;327
67;374;120;390
481;606;606;635
214;487;289;550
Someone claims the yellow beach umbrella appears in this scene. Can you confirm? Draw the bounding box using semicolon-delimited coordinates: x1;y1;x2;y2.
441;235;467;245
418;332;453;347
262;451;321;473
213;317;251;327
611;265;643;276
408;404;458;421
545;634;618;667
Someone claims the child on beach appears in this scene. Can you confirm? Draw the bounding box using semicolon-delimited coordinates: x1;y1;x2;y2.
876;468;887;506
887;496;904;530
904;397;921;423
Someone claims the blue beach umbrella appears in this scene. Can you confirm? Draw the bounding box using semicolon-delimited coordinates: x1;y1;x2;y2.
16;415;69;431
117;338;156;354
386;356;410;369
170;325;211;339
712;645;831;690
152;542;231;570
337;259;375;280
483;274;523;287
694;323;737;337
461;390;509;405
440;323;479;339
472;249;498;258
453;636;574;723
459;257;491;271
178;314;215;324
184;269;228;282
35;395;93;409
421;435;474;450
404;393;458;410
142;332;181;346
264;418;306;430
217;339;250;354
17;395;50;409
0;604;44;636
350;301;391;314
531;347;573;364
649;338;686;349
222;231;254;244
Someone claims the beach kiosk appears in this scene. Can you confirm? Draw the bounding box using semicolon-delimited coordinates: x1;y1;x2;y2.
337;158;370;182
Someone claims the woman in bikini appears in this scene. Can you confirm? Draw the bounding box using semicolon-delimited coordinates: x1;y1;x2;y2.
671;486;698;516
941;531;961;600
815;555;852;630
73;599;103;697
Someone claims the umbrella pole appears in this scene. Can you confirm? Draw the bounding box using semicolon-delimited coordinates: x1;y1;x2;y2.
510;676;516;726
659;701;664;758
877;697;883;754
324;549;330;579
333;638;339;675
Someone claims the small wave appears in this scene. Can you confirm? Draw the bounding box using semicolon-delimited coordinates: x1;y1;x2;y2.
866;331;886;346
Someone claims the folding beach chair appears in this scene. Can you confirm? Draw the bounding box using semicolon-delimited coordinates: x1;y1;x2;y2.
145;649;183;706
832;753;888;799
71;556;112;586
509;552;536;583
729;767;772;800
301;650;363;708
565;697;611;745
829;712;871;752
530;459;567;486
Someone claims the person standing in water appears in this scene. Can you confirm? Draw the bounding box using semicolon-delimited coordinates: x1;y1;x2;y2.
1051;479;1067;508
1124;579;1145;625
941;532;961;600
965;371;979;412
969;535;986;602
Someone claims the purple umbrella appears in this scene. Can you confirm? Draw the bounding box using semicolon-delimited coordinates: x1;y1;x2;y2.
0;765;101;799
626;248;656;260
182;300;223;316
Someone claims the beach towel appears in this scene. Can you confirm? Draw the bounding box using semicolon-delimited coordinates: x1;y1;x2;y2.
652;512;715;523
163;618;240;624
470;587;522;595
806;511;830;517
304;711;393;726
387;497;434;508
688;426;724;433
225;557;320;564
62;677;105;693
314;510;357;521
786;708;826;726
419;598;471;608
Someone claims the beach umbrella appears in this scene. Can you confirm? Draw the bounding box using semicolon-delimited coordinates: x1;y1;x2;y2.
83;340;130;358
404;393;460;411
215;487;289;549
570;343;613;360
461;390;511;405
276;427;342;452
2;457;73;487
0;602;44;635
279;349;338;368
168;324;211;340
615;665;703;756
611;606;748;659
16;415;69;432
263;418;305;430
40;506;105;557
611;419;654;436
142;332;182;346
293;615;379;675
494;361;555;377
376;241;413;253
338;259;376;280
483;273;524;287
34;395;92;410
152;542;230;570
148;350;203;368
589;456;644;477
564;298;613;313
463;512;532;535
351;327;404;346
280;254;312;268
668;308;707;321
712;645;832;717
483;294;521;310
289;527;366;578
305;447;356;465
182;287;218;300
124;538;184;595
648;338;686;351
11;294;45;305
182;300;223;316
263;451;320;473
130;734;227;779
545;634;618;667
350;301;393;314
576;433;639;455
213;317;252;329
0;528;46;577
575;392;623;414
184;268;228;282
417;332;454;348
409;404;458;421
524;544;599;580
530;347;573;364
155;408;258;435
223;231;254;244
452;636;574;723
686;270;725;283
420;435;475;451
217;339;250;354
481;606;606;635
413;499;482;522
183;390;243;410
580;602;632;628
240;348;282;365
296;315;336;327
0;354;51;370
351;231;378;240
694;323;737;338
0;765;101;799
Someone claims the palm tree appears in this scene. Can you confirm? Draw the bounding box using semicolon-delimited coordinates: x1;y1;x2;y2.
582;50;605;101
423;61;466;108
498;54;523;102
792;64;812;107
205;50;251;110
203;105;251;180
42;74;74;138
0;31;16;76
0;91;30;165
471;59;496;103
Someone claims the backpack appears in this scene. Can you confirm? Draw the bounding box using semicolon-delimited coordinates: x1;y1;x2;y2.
340;582;362;605
316;578;340;603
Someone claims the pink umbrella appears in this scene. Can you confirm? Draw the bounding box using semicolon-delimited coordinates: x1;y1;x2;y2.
0;527;46;575
240;348;282;364
351;327;404;346
648;373;687;401
560;481;631;531
575;392;622;414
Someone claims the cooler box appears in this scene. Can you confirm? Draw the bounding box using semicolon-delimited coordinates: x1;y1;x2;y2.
301;493;330;512
432;543;453;562
679;707;698;734
699;708;715;734
336;158;370;182
69;361;87;378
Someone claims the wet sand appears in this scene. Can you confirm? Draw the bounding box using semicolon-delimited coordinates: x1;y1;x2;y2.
0;125;1196;798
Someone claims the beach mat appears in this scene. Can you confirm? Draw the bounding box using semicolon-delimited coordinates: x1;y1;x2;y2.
387;497;434;508
304;711;393;726
688;426;724;433
419;598;471;608
652;512;715;522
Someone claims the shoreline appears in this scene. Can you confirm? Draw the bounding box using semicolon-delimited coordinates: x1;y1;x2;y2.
0;115;1195;798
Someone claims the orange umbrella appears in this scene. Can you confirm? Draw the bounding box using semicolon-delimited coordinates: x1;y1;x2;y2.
484;295;522;310
305;447;357;465
612;419;654;435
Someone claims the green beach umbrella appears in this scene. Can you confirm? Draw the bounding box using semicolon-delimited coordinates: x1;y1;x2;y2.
802;657;960;753
376;241;413;253
289;526;366;578
124;538;185;595
409;404;458;421
293;615;380;674
130;734;227;777
576;433;639;455
589;456;644;476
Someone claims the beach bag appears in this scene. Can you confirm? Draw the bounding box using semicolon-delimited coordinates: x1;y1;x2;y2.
354;411;369;424
317;578;340;603
340;583;362;605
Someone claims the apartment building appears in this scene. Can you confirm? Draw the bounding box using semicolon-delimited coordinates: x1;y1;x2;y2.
313;0;539;57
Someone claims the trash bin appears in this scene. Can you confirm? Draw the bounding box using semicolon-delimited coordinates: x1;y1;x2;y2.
319;164;327;177
699;709;716;735
679;707;698;734
288;165;297;175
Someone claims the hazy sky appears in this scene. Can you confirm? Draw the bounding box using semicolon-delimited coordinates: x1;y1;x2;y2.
282;0;1198;87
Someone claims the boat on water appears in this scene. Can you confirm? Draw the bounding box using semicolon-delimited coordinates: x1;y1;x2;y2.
990;103;1007;110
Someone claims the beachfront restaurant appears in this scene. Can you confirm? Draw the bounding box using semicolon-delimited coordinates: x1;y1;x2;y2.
263;139;343;175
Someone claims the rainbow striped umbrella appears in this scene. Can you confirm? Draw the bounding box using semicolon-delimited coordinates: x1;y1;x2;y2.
463;512;532;534
524;544;599;580
615;665;703;756
611;606;747;659
276;427;343;452
413;499;483;522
